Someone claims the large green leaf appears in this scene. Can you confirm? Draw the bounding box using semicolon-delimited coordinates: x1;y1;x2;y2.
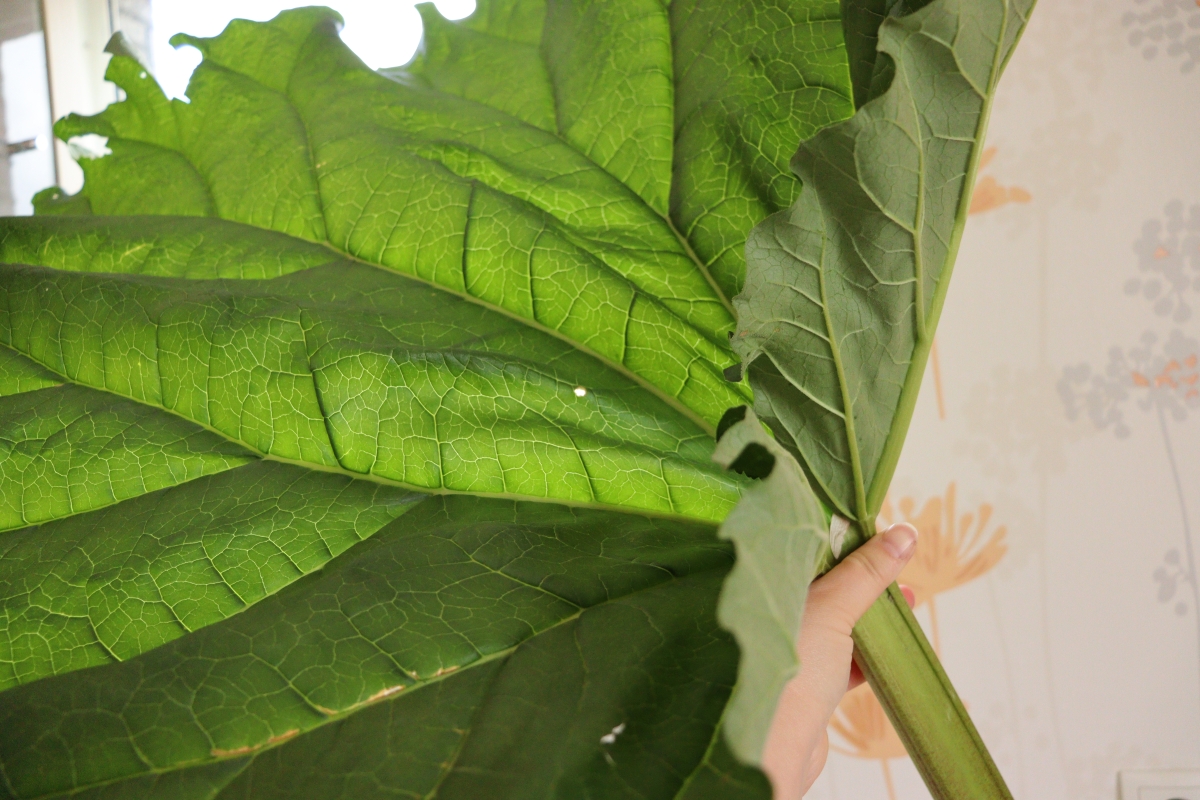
0;382;254;531
0;1;868;796
0;496;768;799
45;1;860;433
733;0;1034;528
1;216;742;521
0;348;59;396
0;459;420;688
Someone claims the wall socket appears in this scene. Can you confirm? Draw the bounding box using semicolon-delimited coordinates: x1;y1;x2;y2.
1120;770;1200;800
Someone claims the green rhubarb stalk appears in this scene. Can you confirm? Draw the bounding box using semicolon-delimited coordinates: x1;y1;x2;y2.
713;413;1016;798
855;585;1014;800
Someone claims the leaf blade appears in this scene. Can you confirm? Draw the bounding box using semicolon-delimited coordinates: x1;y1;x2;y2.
719;0;1034;790
59;9;749;429
0;1;904;795
0;219;742;522
711;408;829;764
0;496;766;800
0;460;420;688
733;0;1035;524
0;382;254;531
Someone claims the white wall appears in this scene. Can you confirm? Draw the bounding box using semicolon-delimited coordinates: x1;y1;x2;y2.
811;0;1200;797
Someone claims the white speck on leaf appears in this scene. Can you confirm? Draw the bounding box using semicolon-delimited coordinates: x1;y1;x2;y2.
599;722;625;745
574;386;588;397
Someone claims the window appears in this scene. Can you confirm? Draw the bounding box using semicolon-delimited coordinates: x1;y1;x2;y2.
1;0;472;214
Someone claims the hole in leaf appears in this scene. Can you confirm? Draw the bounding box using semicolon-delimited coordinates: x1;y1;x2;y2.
716;406;748;440
729;442;775;479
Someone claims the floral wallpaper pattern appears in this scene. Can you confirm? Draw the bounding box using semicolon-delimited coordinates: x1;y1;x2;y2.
805;0;1200;796
1059;198;1200;710
1123;0;1200;72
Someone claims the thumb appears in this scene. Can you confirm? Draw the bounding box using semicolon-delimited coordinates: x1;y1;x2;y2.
806;523;918;634
762;523;918;798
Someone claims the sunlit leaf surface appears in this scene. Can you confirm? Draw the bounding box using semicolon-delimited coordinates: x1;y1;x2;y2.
0;0;859;795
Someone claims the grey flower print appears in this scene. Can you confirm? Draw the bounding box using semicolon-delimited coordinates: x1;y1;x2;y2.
1123;0;1200;72
1058;358;1133;438
1124;200;1200;324
1061;197;1200;690
1155;548;1193;615
1059;330;1200;438
1060;331;1200;441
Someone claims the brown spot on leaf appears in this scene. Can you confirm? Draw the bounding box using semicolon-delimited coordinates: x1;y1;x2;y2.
211;744;259;758
367;684;406;703
211;729;300;758
267;729;300;746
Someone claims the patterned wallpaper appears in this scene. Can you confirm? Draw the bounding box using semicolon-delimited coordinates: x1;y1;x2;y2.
807;0;1200;796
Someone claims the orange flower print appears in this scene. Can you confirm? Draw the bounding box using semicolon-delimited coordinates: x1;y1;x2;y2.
1132;353;1200;400
830;684;908;800
969;147;1032;215
878;483;1008;653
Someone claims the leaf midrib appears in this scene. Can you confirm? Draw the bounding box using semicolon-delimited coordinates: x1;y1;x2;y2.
0;376;252;533
816;235;868;523
0;341;723;526
316;228;724;436
797;16;1008;528
370;68;739;344
860;4;1019;517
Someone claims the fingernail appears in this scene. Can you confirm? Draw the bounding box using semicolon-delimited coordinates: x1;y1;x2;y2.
881;523;917;560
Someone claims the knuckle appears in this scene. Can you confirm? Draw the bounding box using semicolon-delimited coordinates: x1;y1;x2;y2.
846;548;891;589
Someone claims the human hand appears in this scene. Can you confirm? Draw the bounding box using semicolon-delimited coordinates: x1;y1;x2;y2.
760;522;919;799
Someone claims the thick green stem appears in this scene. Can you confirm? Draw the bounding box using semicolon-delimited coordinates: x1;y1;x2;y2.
852;584;1013;800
